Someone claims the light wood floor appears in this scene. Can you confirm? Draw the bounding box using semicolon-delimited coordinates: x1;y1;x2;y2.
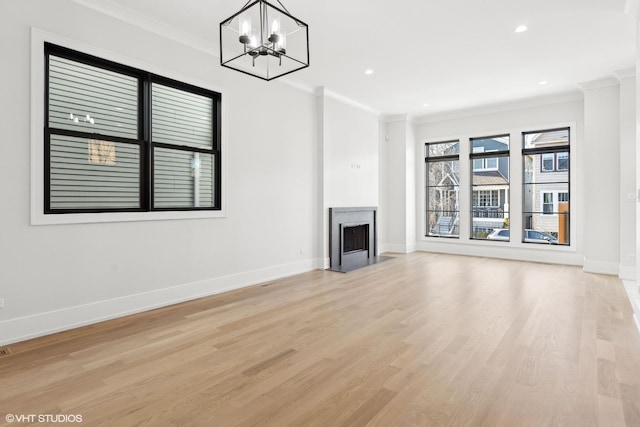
2;252;640;426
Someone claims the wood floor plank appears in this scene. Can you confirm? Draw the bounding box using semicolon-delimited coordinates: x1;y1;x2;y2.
1;252;639;426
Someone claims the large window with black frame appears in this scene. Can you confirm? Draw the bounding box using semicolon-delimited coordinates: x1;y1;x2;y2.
425;141;460;238
470;135;510;240
45;43;221;214
522;128;570;245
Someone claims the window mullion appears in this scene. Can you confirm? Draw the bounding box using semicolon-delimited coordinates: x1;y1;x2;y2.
141;73;152;211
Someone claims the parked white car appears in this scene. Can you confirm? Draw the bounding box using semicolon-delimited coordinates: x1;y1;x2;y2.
487;228;558;244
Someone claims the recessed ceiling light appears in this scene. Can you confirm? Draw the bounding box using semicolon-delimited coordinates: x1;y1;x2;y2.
539;80;548;85
364;69;374;75
423;103;430;107
515;25;528;33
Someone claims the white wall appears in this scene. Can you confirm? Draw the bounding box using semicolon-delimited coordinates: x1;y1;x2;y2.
633;20;640;330
406;120;417;249
411;95;586;266
582;80;621;274
618;71;637;280
382;115;416;253
378;121;389;248
321;95;379;208
319;91;380;261
0;0;321;345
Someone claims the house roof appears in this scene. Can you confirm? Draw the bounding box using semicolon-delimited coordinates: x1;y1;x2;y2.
437;172;460;187
473;171;509;186
531;130;569;145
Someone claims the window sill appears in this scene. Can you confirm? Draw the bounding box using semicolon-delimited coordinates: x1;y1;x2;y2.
31;209;226;226
421;235;574;251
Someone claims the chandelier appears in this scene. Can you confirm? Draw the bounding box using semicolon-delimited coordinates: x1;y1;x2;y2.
219;0;309;81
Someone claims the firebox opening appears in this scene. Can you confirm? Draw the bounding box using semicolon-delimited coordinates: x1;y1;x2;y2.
343;224;369;254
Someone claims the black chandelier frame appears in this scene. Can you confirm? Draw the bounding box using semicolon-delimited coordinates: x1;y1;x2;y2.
219;0;310;81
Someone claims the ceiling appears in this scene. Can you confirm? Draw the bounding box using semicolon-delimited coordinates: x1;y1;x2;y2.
95;0;636;116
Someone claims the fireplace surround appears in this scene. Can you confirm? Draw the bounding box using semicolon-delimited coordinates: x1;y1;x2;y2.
328;207;390;273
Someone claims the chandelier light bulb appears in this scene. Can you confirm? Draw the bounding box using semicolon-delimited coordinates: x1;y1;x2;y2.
268;17;281;44
277;31;287;53
249;34;258;49
239;15;251;44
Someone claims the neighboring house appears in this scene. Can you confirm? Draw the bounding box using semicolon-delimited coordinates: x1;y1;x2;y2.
433;169;460;236
523;130;569;238
471;137;509;237
427;137;510;238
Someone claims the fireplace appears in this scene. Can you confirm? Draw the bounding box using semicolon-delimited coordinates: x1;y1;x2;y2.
329;207;390;272
343;224;369;254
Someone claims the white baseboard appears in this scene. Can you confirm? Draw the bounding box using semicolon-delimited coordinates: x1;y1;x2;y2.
414;240;583;267
619;264;637;281
622;280;640;337
583;259;620;276
0;258;324;346
381;243;416;254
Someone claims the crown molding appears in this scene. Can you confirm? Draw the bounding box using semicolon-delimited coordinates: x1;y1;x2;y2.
71;0;217;56
381;114;409;123
614;68;636;81
319;88;380;116
277;77;316;95
413;90;583;124
578;76;620;91
380;114;419;124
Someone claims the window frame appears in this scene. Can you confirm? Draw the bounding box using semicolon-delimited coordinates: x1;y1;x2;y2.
31;30;227;225
521;127;570;245
469;134;510;241
44;42;222;215
425;140;460;239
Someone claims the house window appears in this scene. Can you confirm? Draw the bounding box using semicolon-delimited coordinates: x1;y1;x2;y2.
470;135;510;240
542;192;554;214
45;43;221;214
485;157;498;169
522;128;570;245
472;147;484;170
541;152;568;172
557;152;569;171
541;153;555;172
473;190;499;207
472;147;499;170
426;141;459;238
